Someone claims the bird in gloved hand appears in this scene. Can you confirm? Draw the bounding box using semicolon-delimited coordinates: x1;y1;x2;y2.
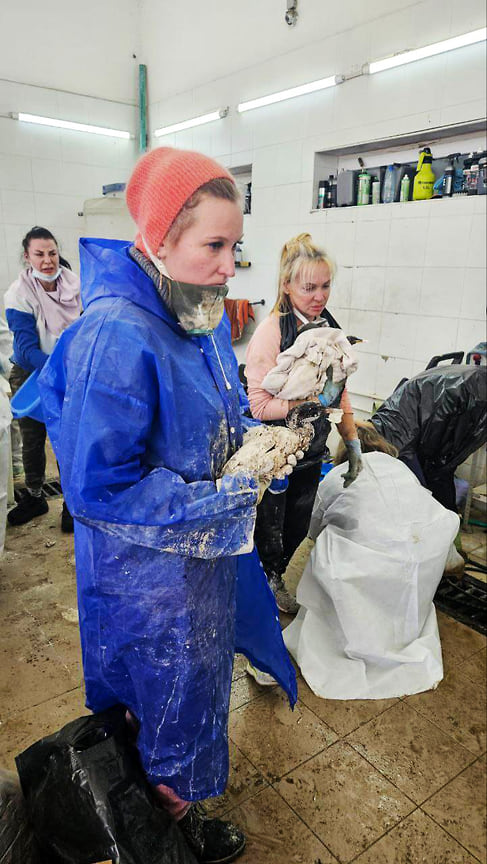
221;401;322;502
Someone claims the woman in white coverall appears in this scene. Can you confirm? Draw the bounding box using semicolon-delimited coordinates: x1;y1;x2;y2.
283;424;460;700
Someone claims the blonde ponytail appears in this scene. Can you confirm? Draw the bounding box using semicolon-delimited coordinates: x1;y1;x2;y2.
272;233;336;314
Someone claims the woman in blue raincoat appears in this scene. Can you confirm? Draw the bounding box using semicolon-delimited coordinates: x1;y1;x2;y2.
38;148;296;864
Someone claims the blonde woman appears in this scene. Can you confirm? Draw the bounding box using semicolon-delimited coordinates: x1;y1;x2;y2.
245;233;361;613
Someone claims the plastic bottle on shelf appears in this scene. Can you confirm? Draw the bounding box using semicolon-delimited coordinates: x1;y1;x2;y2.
317;181;327;209
442;161;455;198
412;147;436;200
328;174;337;207
399;173;410;202
357;170;371;205
371;176;381;204
467;158;479;195
382;166;396;203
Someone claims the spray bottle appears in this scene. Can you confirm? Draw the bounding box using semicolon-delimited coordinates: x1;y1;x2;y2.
413;147;436;200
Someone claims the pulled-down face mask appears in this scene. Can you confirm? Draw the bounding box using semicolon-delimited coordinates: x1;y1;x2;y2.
31;266;62;283
142;235;228;335
168;278;228;335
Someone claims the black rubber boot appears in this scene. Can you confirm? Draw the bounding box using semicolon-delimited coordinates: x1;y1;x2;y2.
178;803;246;864
61;501;74;533
7;491;48;526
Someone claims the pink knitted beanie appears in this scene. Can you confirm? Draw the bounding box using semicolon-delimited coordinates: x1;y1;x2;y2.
126;147;234;254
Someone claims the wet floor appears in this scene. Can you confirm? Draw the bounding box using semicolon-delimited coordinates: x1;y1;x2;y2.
1;497;486;863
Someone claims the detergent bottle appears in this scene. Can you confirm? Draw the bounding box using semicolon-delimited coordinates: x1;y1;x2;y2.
413;147;436;200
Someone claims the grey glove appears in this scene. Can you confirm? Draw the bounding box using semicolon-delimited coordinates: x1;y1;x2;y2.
341;438;363;488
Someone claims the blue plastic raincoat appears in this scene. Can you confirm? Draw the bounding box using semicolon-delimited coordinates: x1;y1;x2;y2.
38;239;296;801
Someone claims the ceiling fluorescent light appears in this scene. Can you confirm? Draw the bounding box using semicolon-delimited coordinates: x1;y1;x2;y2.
368;27;486;74
154;107;229;137
17;112;132;139
237;75;340;113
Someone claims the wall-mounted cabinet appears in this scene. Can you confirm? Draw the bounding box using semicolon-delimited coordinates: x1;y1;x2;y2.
312;119;486;211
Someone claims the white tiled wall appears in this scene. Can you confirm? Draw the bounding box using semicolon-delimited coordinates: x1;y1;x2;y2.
145;0;486;410
0;81;138;310
1;0;485;418
231;195;486;404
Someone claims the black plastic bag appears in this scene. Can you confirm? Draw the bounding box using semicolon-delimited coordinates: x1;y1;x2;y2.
15;706;197;864
0;769;41;864
371;364;487;473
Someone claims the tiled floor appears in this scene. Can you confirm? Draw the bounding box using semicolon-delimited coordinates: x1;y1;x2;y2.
1;498;486;863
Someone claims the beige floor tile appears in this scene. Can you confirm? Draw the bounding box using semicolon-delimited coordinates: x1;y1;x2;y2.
423;755;486;864
458;647;487;686
437;611;486;671
0;626;79;719
353;808;479;864
347;701;475;804
406;667;486;755
460;529;487;555
204;741;269;818
230;673;274;712
229;689;337;783
0;686;88;771
14;573;78;621
227;786;337;864
277;741;415;864
297;677;399;737
233;653;249;681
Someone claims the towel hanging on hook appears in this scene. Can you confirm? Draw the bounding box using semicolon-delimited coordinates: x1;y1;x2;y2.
224;298;259;342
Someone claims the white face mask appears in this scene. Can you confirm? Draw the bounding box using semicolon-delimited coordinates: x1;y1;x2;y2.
31;266;61;283
140;235;227;336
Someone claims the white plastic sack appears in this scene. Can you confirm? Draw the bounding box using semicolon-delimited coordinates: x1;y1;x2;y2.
283;453;459;699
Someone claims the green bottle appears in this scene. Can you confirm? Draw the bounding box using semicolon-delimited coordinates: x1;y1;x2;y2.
400;173;410;202
357;170;371;205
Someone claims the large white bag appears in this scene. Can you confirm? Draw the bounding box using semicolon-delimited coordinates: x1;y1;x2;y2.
283;452;459;699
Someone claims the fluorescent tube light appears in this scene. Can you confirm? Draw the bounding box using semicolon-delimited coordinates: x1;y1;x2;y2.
368;27;486;74
154;108;229;137
237;75;340;113
17;112;132;139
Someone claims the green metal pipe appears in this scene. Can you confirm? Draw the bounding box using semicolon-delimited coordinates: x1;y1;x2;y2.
138;64;148;154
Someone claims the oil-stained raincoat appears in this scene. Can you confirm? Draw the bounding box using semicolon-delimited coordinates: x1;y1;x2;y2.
38;238;296;801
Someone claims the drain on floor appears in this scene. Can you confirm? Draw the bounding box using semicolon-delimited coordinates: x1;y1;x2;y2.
42;480;62;498
14;479;63;502
435;570;487;636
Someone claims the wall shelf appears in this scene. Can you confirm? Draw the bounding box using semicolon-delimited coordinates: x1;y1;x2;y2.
313;118;487;209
